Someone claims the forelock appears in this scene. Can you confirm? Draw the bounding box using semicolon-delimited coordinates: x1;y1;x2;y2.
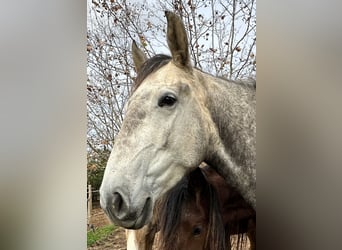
132;54;172;93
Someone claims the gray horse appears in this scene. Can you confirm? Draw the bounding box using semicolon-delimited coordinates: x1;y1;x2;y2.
100;11;256;229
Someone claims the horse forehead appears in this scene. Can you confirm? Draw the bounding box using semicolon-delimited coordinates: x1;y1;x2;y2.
184;200;207;219
142;62;192;87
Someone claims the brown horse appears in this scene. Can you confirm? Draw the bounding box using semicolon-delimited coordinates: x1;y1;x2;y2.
126;166;255;250
100;11;256;229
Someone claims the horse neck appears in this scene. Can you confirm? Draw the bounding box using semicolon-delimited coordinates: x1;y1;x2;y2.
196;71;256;209
201;73;256;167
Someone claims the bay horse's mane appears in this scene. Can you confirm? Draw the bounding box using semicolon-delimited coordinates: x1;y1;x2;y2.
156;174;188;249
157;168;227;250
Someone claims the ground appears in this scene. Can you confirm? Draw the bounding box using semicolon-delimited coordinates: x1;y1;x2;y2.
88;207;127;250
88;227;127;250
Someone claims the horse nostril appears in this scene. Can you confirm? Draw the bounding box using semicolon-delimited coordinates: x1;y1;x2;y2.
113;192;128;218
112;192;125;215
100;188;153;228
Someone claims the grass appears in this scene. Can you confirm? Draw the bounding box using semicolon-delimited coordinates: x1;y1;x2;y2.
87;224;116;247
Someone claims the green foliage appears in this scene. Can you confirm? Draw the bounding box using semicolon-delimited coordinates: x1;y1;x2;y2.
87;165;105;191
87;148;111;191
87;224;116;247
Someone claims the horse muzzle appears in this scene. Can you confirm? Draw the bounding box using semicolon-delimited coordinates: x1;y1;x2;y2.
100;186;153;229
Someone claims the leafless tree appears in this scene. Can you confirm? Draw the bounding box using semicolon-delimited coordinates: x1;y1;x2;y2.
155;0;256;78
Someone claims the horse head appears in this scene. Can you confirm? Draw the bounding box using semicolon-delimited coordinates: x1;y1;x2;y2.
157;167;226;250
100;11;214;229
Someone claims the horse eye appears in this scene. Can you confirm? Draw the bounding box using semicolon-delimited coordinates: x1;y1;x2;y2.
158;94;177;107
192;226;202;236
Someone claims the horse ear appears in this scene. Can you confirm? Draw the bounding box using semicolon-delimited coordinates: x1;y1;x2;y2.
165;11;191;69
132;40;147;72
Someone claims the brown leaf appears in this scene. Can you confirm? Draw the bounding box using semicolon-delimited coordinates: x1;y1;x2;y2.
147;21;152;29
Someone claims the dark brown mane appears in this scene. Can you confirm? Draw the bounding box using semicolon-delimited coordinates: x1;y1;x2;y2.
157;168;227;250
201;165;256;249
132;54;171;93
156;174;188;250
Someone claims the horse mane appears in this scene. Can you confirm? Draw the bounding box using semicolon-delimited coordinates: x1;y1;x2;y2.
234;77;256;89
214;74;256;91
132;53;255;95
156;175;188;250
157;168;227;250
192;65;256;91
132;54;171;93
202;164;255;249
204;180;227;250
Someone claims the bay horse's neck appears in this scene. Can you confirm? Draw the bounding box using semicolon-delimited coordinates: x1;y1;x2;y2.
196;70;256;208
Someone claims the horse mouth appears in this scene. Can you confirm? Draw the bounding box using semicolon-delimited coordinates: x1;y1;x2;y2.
133;197;152;228
104;196;152;229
